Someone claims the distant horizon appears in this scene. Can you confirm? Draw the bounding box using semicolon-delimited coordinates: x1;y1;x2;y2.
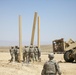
0;38;75;46
0;40;51;46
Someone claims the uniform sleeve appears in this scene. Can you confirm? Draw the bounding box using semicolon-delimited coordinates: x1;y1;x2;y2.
38;49;41;57
41;62;46;75
55;62;61;75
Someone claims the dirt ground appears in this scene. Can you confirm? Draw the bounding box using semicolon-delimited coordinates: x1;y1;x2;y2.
0;52;76;75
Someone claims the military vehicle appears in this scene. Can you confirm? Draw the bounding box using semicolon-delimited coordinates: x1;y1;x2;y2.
52;38;76;62
52;38;64;54
64;39;76;62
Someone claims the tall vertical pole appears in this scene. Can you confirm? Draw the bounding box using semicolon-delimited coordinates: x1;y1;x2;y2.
38;16;40;48
19;15;23;62
30;12;37;45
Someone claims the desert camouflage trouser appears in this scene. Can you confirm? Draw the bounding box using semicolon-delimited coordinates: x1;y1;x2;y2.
29;52;35;62
10;53;15;62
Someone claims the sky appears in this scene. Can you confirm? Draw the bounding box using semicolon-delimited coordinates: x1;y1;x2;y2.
0;0;76;46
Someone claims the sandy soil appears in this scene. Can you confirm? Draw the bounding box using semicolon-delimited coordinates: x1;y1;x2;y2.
0;52;76;75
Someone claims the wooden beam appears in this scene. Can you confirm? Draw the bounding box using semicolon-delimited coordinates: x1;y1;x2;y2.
30;12;37;45
19;15;23;62
38;16;40;48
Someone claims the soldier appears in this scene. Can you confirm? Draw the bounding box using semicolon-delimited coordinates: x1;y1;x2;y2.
34;46;39;61
37;47;41;61
34;46;41;61
29;45;35;62
23;46;29;63
9;46;15;62
41;53;61;75
14;46;19;62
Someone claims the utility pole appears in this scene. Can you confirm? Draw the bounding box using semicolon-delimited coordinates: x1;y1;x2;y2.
19;15;23;62
30;12;37;45
38;16;40;48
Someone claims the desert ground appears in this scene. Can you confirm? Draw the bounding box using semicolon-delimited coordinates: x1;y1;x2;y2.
0;46;76;75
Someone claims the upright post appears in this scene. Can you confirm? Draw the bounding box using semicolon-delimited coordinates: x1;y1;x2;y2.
19;15;23;62
38;16;40;48
30;12;37;45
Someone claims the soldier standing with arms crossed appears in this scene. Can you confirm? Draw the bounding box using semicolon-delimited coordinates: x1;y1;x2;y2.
41;53;61;75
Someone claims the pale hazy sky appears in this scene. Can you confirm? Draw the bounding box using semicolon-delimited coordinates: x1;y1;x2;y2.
0;0;76;46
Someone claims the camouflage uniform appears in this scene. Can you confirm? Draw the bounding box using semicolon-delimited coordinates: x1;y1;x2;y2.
34;46;41;61
14;46;19;62
41;53;61;75
9;46;15;62
37;48;41;61
29;46;35;62
34;47;39;61
23;46;29;63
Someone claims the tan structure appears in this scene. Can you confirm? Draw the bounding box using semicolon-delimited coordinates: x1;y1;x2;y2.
64;42;69;49
64;39;76;62
68;39;75;45
30;12;37;45
65;39;76;51
65;42;76;51
19;15;23;62
37;16;40;48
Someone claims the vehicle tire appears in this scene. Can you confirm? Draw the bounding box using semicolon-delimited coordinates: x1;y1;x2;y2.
64;50;74;62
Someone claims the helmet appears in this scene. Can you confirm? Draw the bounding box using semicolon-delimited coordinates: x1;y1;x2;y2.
48;53;54;59
30;45;33;48
15;46;19;49
35;46;38;48
11;46;14;49
25;46;28;48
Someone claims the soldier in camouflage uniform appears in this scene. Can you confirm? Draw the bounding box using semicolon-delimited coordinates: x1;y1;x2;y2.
23;46;29;63
41;53;61;75
34;46;41;61
34;46;39;61
14;46;19;62
37;47;41;61
9;46;15;62
29;45;35;62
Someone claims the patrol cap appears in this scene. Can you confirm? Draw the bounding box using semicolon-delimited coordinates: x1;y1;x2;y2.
48;53;54;59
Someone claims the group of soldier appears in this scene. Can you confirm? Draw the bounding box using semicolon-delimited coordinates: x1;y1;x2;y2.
10;46;61;75
23;45;41;63
9;45;41;63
